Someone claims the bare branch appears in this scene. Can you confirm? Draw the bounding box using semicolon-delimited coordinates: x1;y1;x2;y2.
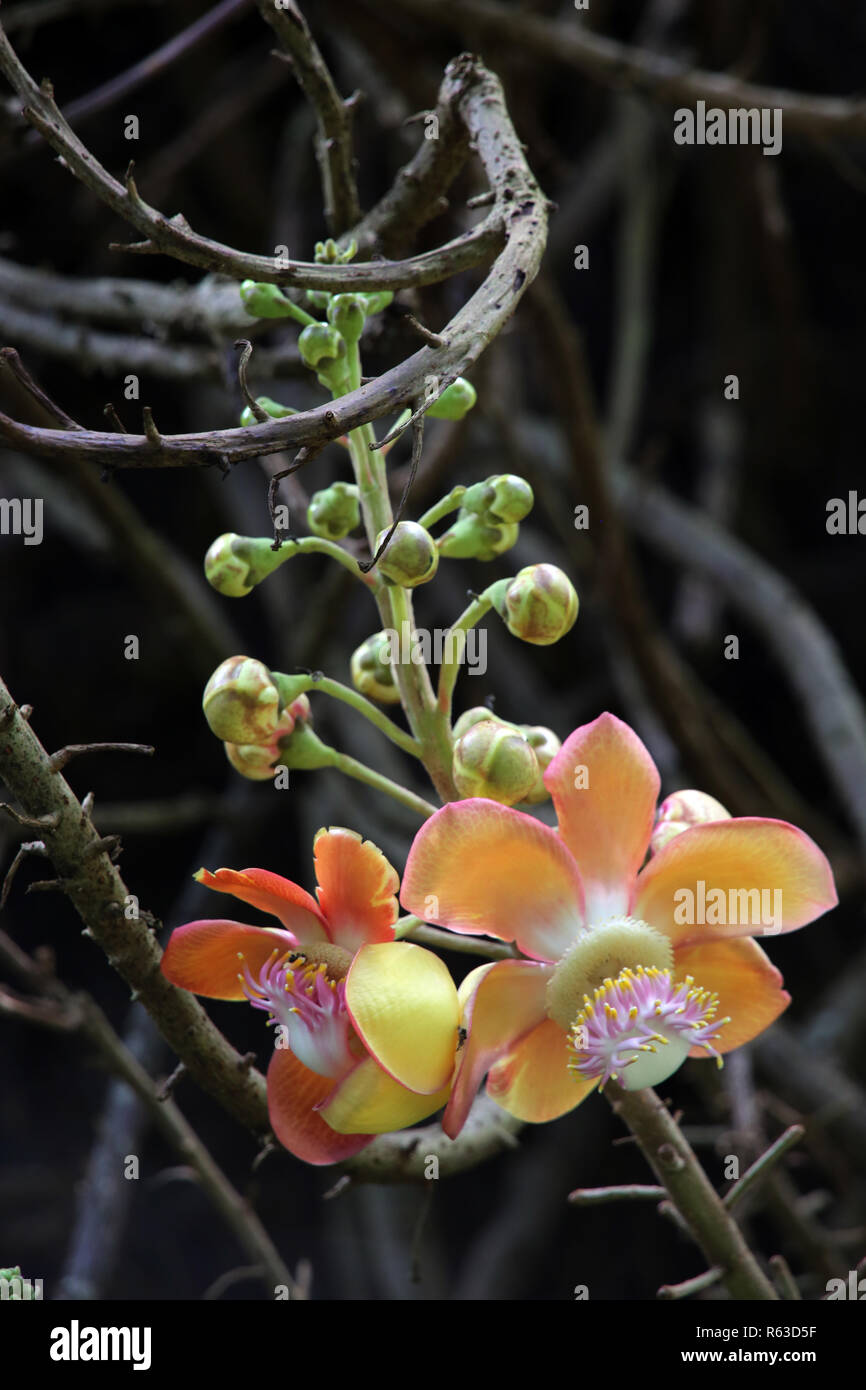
0;54;542;471
388;0;866;140
256;0;360;234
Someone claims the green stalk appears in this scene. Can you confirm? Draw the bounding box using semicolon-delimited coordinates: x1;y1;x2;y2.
437;588;495;718
418;486;467;531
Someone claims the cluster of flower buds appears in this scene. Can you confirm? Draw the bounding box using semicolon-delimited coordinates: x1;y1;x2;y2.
376;521;439;588
307;482;361;541
202;657;316;780
650;788;731;854
451;707;562;806
438;473;533;562
351;631;400;704
489;563;579;645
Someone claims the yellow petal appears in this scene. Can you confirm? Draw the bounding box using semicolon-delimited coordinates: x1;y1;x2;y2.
487;1017;597;1122
345;942;459;1094
319;1056;452;1134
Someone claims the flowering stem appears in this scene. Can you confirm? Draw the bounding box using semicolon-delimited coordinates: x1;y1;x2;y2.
340;346;456;800
605;1082;778;1300
437;587;495;717
284;673;421;757
418;485;466;531
252;534;377;587
326;747;437;820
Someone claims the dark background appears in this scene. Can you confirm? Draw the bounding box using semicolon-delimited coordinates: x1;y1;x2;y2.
1;0;864;1300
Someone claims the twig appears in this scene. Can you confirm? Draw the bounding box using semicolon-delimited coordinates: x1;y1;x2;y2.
234;339;271;422
359;407;424;572
769;1254;802;1301
48;742;154;772
723;1125;805;1211
388;0;866;140
567;1183;666;1206
256;0;360;235
657;1267;723;1300
49;0;250;131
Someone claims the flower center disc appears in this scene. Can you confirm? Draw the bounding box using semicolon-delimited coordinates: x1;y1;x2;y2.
545;917;673;1030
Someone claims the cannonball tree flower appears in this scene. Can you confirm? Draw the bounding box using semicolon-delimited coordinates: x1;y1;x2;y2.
401;713;837;1137
161;828;459;1165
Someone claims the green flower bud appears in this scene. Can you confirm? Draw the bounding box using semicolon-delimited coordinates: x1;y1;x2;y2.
462;474;534;524
452;706;509;740
425;377;477;420
205;533;295;596
650;789;731;854
314;237;357;265
452;719;539;806
518;725;562;804
375;521;439;587
359;290;394;315
240;281;298;319
239;396;297;427
204;533;255;597
491;564;579;646
298;322;348;392
327;293;366;345
438;513;518;562
307;482;361;540
350;631;401;704
203;657;282;744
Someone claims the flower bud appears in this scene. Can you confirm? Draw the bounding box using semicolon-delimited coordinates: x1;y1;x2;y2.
204;533;255;597
453;706;506;740
375;521;439;587
650;789;732;854
360;290;394;315
298;322;348;392
462;474;534;524
314;237;357;265
239;396;297;427
327;293;366;345
452;719;540;806
519;725;562;804
425;377;477;420
203;657;282;744
437;514;518;562
307;482;361;540
350;632;401;704
491;565;579;646
224;740;281;781
240;281;297;319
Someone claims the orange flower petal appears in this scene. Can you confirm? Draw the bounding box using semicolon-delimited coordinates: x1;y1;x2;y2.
400;799;585;961
160;919;295;1000
634;818;838;948
487;1017;597;1122
313;827;399;951
443;959;551;1138
195;867;328;941
318;1055;452;1134
544;712;660;921
267;1048;373;1165
673;936;790;1055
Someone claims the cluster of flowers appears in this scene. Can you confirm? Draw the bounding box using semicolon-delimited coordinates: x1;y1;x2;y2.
162;713;836;1165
